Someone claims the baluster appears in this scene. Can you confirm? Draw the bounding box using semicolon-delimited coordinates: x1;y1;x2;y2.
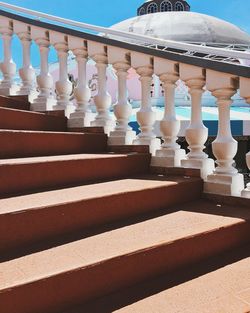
180;64;214;179
0;17;19;95
52;34;74;117
133;67;161;154
240;77;250;198
68;38;94;128
152;59;185;166
31;27;56;111
14;22;36;99
108;47;136;145
205;71;244;196
88;42;115;133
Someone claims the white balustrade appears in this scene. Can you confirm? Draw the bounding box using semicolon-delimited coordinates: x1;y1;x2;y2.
51;33;74;116
31;27;56;111
240;77;250;198
205;71;244;196
180;64;214;179
0;17;19;95
152;58;186;166
88;42;115;134
0;9;249;199
13;21;36;99
131;52;161;155
108;47;136;145
68;37;94;128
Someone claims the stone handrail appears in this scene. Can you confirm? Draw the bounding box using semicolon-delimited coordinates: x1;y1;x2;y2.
0;4;249;198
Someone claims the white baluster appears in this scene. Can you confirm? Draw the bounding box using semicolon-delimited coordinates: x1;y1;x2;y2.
0;17;19;95
205;71;244;196
90;54;115;134
53;39;74;117
68;45;94;128
31;27;56;111
108;62;136;145
180;65;214;179
132;65;161;155
15;24;37;99
240;77;250;198
151;73;186;166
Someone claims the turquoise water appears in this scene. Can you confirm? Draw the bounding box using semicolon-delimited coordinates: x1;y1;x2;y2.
130;106;250;122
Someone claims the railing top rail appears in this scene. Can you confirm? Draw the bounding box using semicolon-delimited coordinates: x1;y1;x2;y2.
0;4;250;78
1;1;250;61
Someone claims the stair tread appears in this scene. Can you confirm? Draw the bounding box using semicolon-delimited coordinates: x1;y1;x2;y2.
114;255;250;313
0;175;199;214
0;129;98;135
0;153;136;165
1;199;249;291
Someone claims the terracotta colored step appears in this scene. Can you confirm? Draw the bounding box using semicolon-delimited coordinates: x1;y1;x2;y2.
1;200;250;313
0;107;67;131
73;244;250;313
0;175;202;255
0;95;30;110
0;130;107;158
112;251;250;313
0;153;150;197
68;127;105;134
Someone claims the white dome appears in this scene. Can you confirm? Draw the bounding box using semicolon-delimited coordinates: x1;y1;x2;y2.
111;12;250;44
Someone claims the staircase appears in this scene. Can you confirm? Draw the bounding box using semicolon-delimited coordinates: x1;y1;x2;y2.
0;95;250;313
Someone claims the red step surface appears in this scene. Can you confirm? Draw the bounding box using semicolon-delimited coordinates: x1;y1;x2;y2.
0;107;67;131
0;95;30;111
0;175;202;255
0;153;151;197
1;199;249;313
0;130;107;158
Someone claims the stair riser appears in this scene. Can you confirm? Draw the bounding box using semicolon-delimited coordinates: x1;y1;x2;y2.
0;154;150;197
0;180;202;255
0;108;67;131
0;97;30;110
1;222;250;313
0;132;107;158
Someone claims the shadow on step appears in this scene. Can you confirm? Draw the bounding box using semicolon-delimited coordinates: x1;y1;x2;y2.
66;244;250;313
0;202;180;262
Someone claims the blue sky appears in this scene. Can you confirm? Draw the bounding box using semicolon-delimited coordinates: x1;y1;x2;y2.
1;0;250;67
3;0;250;32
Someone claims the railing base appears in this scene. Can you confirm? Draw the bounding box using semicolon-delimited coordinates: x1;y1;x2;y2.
68;111;96;128
241;184;250;199
181;158;215;180
204;173;245;197
133;137;161;156
0;84;20;96
151;148;186;167
31;97;57;112
108;130;136;146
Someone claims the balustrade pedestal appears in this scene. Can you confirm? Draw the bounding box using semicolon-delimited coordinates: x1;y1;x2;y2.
0;20;20;96
90;55;115;134
31;36;56;112
68;48;95;128
108;63;136;145
204;85;244;196
151;74;185;167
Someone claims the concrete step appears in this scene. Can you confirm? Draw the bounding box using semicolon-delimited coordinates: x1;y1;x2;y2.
0;107;67;131
71;244;250;313
0;153;151;197
0;130;107;158
0;95;30;111
1;199;250;313
0;175;202;256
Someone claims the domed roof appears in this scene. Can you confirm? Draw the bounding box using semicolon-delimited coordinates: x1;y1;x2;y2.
110;12;250;44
